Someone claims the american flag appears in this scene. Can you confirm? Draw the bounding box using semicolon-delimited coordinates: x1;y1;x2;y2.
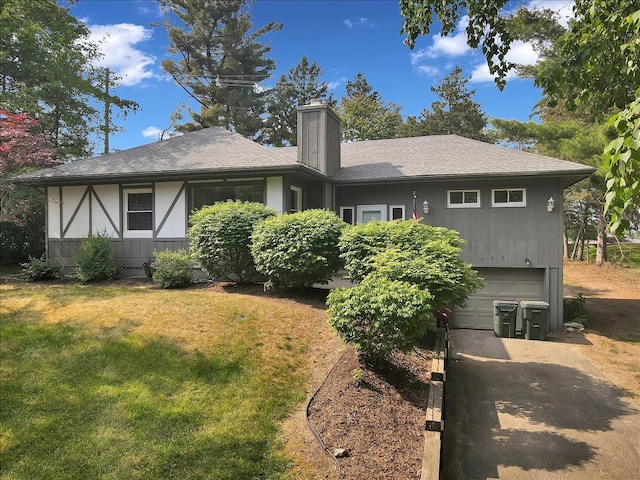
412;190;418;220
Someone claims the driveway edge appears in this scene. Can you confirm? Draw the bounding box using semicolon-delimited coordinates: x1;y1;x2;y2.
421;326;448;479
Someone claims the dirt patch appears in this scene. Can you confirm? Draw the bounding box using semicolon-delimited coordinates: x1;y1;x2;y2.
563;262;640;402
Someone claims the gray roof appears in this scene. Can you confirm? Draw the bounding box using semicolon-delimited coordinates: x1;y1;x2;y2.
280;135;594;183
14;127;299;185
14;129;594;186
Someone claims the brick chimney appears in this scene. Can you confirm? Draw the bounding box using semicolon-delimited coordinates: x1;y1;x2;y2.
297;99;341;176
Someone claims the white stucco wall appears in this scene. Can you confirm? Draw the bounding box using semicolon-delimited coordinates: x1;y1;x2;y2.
266;176;284;213
155;182;186;238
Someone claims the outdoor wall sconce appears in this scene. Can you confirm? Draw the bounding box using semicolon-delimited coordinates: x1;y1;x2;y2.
423;200;430;214
525;258;531;266
547;196;555;212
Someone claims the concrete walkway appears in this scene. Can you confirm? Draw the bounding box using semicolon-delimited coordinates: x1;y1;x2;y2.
441;330;640;479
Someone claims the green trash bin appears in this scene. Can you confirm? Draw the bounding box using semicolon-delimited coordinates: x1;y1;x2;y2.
520;300;550;340
493;301;518;338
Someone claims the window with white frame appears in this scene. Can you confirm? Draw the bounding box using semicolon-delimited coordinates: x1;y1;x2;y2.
389;205;405;220
447;189;481;208
491;188;527;207
340;206;354;224
290;185;302;213
357;205;387;224
124;188;153;235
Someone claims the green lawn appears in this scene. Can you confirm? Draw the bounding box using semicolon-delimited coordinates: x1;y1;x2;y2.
0;281;330;479
585;242;640;269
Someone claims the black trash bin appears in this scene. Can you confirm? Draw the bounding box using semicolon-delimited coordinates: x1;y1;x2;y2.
520;300;550;340
493;301;518;338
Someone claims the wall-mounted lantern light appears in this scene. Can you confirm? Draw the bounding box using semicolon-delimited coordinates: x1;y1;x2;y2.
547;196;555;212
525;258;531;266
423;200;430;214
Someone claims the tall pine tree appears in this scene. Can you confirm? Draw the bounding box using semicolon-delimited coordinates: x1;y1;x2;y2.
339;73;402;142
260;56;330;146
160;0;281;137
403;67;487;141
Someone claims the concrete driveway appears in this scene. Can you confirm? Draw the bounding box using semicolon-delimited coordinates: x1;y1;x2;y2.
441;330;640;479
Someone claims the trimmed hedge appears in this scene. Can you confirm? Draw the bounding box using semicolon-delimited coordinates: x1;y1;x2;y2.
251;209;345;288
73;231;120;282
188;201;277;283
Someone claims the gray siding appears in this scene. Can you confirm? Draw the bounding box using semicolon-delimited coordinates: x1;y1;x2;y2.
49;238;189;277
336;178;564;269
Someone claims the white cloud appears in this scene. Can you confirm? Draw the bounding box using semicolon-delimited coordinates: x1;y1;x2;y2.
410;16;471;65
527;1;574;27
344;17;376;29
417;65;439;77
327;77;347;91
470;40;539;83
142;126;162;138
88;23;156;86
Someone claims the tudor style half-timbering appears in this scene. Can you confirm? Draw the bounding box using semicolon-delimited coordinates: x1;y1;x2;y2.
14;100;594;333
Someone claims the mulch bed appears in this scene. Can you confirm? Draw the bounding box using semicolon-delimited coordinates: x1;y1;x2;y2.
308;336;434;479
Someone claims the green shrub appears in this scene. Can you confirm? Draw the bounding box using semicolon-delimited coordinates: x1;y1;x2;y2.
370;245;484;311
188;200;277;283
251;209;345;288
20;255;63;282
151;249;194;289
73;230;120;282
564;293;590;324
339;220;464;282
327;276;434;360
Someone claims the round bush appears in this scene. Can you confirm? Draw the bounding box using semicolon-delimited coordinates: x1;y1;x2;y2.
188;200;277;283
73;230;120;282
339;220;464;283
251;209;345;288
326;276;434;359
370;245;484;311
151;249;194;288
20;255;62;282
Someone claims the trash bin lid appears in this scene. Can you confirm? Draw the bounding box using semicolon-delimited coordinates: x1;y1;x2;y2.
519;300;549;309
493;300;518;307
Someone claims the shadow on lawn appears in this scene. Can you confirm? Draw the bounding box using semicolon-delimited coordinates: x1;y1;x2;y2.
0;316;287;479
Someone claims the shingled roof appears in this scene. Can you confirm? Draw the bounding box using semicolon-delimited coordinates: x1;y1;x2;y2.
13;127;299;185
279;135;594;185
14;129;594;187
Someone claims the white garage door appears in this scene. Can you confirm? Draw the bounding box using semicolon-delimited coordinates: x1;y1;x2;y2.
453;268;545;329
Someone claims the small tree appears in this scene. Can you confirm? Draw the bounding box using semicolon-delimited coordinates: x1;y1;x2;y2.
251;209;345;288
188;200;277;283
328;220;483;360
327;276;433;360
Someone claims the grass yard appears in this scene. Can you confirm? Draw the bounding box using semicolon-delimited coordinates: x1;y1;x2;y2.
584;242;640;269
0;280;336;479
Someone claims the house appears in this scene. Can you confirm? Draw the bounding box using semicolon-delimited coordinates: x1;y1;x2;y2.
13;100;594;332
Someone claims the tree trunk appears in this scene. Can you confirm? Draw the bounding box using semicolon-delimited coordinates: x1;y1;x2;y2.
576;237;585;261
595;207;608;266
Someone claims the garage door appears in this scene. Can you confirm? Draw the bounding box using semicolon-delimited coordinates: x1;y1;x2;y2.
453;268;545;329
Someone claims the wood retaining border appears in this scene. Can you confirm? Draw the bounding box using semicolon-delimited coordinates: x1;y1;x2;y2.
421;327;449;479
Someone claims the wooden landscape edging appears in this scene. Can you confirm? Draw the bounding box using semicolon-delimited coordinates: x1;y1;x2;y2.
421;326;448;480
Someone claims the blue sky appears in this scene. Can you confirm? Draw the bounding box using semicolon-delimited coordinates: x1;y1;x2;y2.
68;0;574;154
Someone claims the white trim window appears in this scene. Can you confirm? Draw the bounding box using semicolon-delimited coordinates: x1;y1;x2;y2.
447;189;481;208
340;206;355;224
491;188;527;207
124;188;153;237
357;205;387;224
389;205;405;220
290;185;302;213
